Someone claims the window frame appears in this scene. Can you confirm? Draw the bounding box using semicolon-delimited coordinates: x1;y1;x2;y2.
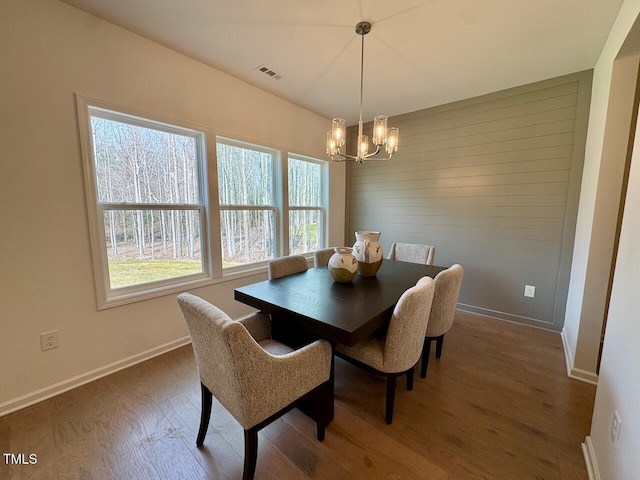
215;140;329;273
286;153;327;256
216;137;280;274
77;95;213;309
77;96;330;307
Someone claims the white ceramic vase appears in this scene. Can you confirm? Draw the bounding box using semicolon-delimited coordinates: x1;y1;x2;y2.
352;231;383;276
328;247;358;283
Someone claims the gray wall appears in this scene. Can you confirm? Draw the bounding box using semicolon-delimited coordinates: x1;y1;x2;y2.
346;71;592;331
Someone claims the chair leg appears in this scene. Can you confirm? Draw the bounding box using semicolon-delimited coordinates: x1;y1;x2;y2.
385;375;397;424
436;334;445;358
406;366;414;391
196;383;213;446
315;380;332;442
243;428;258;480
421;338;432;378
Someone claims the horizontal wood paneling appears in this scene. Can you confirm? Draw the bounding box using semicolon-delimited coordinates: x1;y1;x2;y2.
347;71;592;330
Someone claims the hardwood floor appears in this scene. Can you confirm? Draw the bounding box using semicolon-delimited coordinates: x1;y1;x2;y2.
0;311;596;479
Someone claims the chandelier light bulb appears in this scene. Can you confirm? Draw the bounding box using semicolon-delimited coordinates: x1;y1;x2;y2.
331;118;346;147
326;131;337;156
359;135;369;157
373;115;387;145
386;127;399;154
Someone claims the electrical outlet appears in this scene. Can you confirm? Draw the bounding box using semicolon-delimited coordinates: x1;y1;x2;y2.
524;285;536;298
611;410;622;444
40;330;59;351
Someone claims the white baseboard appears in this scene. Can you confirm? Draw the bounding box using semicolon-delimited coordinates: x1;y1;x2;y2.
0;336;191;417
569;367;599;385
582;436;601;480
561;328;575;374
561;328;599;385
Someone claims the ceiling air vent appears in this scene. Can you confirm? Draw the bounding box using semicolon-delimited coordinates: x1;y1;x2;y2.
256;64;282;80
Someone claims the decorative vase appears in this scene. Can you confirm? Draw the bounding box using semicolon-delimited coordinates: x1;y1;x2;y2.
352;231;383;276
328;247;358;283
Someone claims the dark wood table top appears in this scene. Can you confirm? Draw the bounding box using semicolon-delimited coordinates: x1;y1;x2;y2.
234;260;447;346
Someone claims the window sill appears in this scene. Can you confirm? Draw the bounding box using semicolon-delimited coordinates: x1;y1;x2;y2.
98;255;316;310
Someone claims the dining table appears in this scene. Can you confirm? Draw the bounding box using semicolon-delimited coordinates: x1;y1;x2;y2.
234;259;447;347
234;259;447;423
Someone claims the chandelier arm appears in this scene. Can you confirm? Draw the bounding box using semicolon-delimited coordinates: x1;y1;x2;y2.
334;147;358;161
362;145;381;159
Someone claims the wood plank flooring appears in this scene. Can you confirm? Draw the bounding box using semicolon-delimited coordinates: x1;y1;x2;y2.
0;311;596;479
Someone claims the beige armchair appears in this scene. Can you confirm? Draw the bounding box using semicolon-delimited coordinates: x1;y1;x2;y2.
267;254;311;346
268;254;308;279
313;247;335;267
177;293;332;480
335;277;435;424
387;242;435;265
420;264;464;378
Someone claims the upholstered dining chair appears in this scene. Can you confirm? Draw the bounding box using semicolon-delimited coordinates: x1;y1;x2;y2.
177;293;332;480
313;247;335;268
334;277;435;424
268;254;308;279
420;264;464;378
267;254;311;346
387;242;436;265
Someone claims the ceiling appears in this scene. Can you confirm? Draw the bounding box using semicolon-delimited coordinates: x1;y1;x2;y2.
60;0;624;125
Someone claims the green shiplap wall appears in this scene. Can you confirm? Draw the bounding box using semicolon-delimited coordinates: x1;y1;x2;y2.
347;71;592;330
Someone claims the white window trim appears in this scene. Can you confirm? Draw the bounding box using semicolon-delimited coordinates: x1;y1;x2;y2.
216;137;282;274
214;142;328;271
76;94;214;309
76;96;330;307
286;153;328;256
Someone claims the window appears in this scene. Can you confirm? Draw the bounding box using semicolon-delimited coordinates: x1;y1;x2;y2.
217;139;277;268
78;98;210;307
78;97;328;305
216;139;327;270
288;155;324;255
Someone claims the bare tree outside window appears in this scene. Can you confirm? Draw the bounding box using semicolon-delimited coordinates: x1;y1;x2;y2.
79;99;326;307
217;141;276;267
288;157;323;255
89;110;207;289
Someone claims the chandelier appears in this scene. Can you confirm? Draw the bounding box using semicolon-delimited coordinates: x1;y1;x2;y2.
326;21;399;164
